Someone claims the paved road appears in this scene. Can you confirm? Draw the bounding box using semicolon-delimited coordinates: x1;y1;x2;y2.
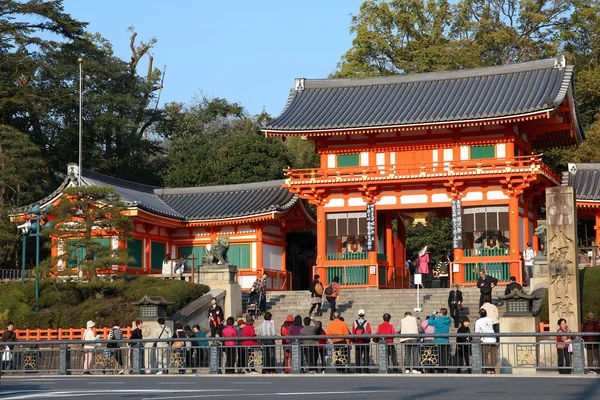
1;375;599;399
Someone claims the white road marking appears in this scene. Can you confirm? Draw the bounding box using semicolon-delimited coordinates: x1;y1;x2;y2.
231;381;272;384
147;390;400;400
0;389;241;400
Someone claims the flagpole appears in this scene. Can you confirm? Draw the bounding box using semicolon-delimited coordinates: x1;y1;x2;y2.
78;57;83;186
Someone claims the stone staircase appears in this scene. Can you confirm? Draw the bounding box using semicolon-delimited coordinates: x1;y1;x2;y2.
249;287;506;330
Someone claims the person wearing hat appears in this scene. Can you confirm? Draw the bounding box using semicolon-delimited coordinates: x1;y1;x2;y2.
581;312;600;375
523;242;536;287
352;309;372;373
448;284;463;328
281;315;294;373
82;320;99;374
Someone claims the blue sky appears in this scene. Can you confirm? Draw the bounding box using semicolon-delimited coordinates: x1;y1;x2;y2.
62;0;364;117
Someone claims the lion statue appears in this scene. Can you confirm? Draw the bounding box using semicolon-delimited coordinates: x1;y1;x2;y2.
202;237;230;266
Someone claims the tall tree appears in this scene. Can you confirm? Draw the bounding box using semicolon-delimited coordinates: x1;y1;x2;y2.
334;0;572;78
44;186;133;281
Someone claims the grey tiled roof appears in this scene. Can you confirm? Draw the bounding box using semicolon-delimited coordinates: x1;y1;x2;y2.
156;181;297;220
21;165;301;221
265;57;574;132
562;164;600;202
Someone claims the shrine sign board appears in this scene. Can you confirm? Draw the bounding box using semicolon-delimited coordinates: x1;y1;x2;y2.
546;186;581;329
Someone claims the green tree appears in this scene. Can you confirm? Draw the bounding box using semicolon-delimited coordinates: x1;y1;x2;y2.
404;217;453;263
0;125;46;268
333;0;571;78
44;186;133;281
164;98;292;186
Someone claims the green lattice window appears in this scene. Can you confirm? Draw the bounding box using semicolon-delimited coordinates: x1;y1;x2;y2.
128;239;143;268
177;246;205;270
470;145;495;159
228;244;251;269
151;241;166;270
337;154;360;167
66;238;111;268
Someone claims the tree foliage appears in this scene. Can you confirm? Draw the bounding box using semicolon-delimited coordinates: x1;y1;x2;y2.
43;186;133;281
164;98;294;187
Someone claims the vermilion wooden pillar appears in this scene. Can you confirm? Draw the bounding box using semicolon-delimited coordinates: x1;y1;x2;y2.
595;214;600;247
316;205;327;285
509;195;522;282
396;218;406;288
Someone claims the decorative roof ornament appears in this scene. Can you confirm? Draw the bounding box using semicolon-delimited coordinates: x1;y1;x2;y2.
568;163;577;175
294;78;305;91
554;55;566;69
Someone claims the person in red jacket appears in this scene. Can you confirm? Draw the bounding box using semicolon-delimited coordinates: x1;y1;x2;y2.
352;309;372;373
581;312;600;375
241;317;259;374
281;315;294;373
375;313;399;372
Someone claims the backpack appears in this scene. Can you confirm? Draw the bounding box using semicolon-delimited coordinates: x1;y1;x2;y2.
324;284;333;296
314;282;324;296
354;319;368;343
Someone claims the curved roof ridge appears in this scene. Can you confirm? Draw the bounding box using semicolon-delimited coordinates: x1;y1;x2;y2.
82;168;160;193
155;179;287;196
303;58;559;89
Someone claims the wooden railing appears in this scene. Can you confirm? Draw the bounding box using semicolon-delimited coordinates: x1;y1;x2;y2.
284;154;562;186
0;327;133;341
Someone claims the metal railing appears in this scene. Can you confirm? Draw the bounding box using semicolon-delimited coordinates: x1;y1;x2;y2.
0;269;23;281
1;332;598;376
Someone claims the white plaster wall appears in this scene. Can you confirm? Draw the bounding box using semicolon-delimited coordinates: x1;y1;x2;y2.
431;193;451;203
390;152;396;165
443;148;453;162
325;198;345;208
173;229;189;237
460;146;469;160
263;243;283;270
376;153;386;165
328;154;336;168
251;242;257;271
376;196;397;206
135;224;146;233
360;152;369;166
463;192;484;201
238;275;256;289
497;143;506;158
400;194;428;204
348;197;367;207
487;191;508;200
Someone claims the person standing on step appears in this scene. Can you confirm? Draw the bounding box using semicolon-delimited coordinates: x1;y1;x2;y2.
477;270;498;308
325;276;340;321
523;242;536;288
398;311;420;374
208;298;224;338
448;284;463;329
352;309;372;373
505;276;523;295
309;274;324;317
418;246;430;289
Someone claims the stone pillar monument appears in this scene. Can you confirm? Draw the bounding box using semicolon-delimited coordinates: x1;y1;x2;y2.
546;186;581;329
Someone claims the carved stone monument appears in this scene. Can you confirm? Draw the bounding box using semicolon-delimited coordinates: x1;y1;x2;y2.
546;186;581;329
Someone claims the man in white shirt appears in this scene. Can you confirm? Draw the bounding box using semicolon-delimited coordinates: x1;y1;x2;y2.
257;311;277;373
480;295;500;338
152;318;172;374
475;309;496;374
523;242;536;287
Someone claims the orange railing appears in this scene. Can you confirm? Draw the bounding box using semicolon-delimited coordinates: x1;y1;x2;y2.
0;327;133;341
284;154;561;186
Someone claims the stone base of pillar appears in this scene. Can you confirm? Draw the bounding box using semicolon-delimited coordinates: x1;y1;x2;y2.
200;265;242;319
529;256;549;292
499;315;540;375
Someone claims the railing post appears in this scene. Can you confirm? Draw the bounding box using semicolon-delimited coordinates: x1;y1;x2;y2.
378;341;388;374
572;337;585;375
471;339;482;374
59;344;70;375
209;342;220;374
132;345;142;375
291;340;301;374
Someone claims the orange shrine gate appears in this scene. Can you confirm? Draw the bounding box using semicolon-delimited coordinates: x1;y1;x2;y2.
263;57;582;288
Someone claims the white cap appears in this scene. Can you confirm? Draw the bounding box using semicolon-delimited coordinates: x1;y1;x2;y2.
358;309;365;316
